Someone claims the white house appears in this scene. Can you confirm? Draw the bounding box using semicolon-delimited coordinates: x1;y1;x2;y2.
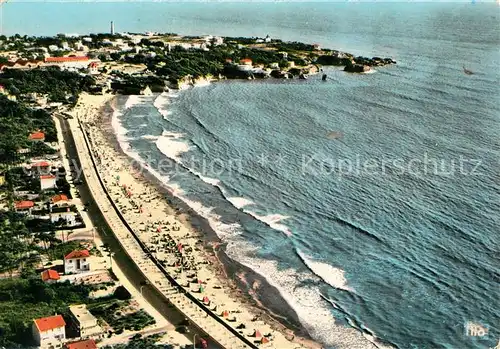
32;314;66;348
51;212;77;226
69;305;102;339
64;250;90;274
40;174;57;190
88;62;99;75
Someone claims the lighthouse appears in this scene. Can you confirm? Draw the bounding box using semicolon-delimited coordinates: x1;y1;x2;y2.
110;21;115;36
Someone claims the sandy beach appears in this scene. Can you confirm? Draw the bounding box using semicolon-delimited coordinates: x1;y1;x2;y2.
68;93;323;349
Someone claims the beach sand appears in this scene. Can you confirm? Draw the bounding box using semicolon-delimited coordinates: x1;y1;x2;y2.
69;93;323;349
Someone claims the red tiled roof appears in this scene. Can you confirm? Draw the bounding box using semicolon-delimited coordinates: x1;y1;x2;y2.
15;200;34;209
45;56;89;63
52;194;69;203
88;62;98;68
29;131;45;140
40;175;56;180
240;58;252;64
41;269;60;281
32;161;50;168
65;250;90;260
66;339;97;349
33;315;66;332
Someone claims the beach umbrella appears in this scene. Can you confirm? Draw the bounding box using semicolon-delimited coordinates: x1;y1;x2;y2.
122;184;127;188
200;338;208;349
221;310;229;318
116;175;120;181
202;296;209;303
177;243;183;252
157;227;162;232
253;330;262;338
199;285;204;293
198;279;203;284
261;336;269;344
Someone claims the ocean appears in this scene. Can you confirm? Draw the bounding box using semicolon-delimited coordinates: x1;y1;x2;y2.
6;2;500;349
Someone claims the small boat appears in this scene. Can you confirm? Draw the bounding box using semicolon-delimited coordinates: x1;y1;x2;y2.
463;66;474;75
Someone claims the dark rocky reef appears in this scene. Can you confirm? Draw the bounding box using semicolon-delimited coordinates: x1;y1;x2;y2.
316;53;396;73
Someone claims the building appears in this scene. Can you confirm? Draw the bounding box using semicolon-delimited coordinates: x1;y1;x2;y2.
264;35;272;43
41;269;60;283
32;315;66;348
65;339;97;349
64;250;90;274
313;43;321;50
40;174;57;190
68;305;102;339
44;56;91;69
15;200;35;214
52;194;69;206
29;131;45;142
240;58;253;66
87;62;99;75
31;161;52;173
0;59;44;71
51;211;77;226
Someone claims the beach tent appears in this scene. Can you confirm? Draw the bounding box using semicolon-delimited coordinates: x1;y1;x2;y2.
157;227;162;232
221;310;229;318
261;336;270;344
199;285;204;293
202;296;209;303
177;243;183;252
253;329;262;338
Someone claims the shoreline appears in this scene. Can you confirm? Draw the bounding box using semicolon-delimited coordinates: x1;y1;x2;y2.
101;96;322;348
72;92;323;349
100;87;395;349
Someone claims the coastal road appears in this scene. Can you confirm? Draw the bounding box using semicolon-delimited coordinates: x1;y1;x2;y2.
56;114;220;348
65;105;258;349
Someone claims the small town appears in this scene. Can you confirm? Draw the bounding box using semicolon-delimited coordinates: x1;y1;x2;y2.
0;22;398;349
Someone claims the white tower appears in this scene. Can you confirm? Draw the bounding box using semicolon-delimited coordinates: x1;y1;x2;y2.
110;21;115;36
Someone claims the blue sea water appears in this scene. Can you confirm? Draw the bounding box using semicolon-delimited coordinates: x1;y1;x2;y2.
6;2;500;349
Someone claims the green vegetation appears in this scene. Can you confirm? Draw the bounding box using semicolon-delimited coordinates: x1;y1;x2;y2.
102;334;177;349
0;95;56;163
0;277;91;348
0;67;96;103
88;300;155;333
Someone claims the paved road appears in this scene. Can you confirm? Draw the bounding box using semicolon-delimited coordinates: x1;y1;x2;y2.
57;114;218;348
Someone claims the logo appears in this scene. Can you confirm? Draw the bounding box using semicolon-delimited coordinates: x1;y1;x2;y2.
465;321;489;337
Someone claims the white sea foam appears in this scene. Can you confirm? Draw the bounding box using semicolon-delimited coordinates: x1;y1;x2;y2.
231;242;381;349
153;92;172;119
198;175;220;186
116;97;392;349
111;108;142;162
245;212;293;236
227;197;255;209
296;249;352;291
124;95;141;109
155;131;192;162
140;135;160;140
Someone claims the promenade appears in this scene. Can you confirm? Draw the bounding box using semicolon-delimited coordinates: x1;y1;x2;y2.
67;104;256;349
